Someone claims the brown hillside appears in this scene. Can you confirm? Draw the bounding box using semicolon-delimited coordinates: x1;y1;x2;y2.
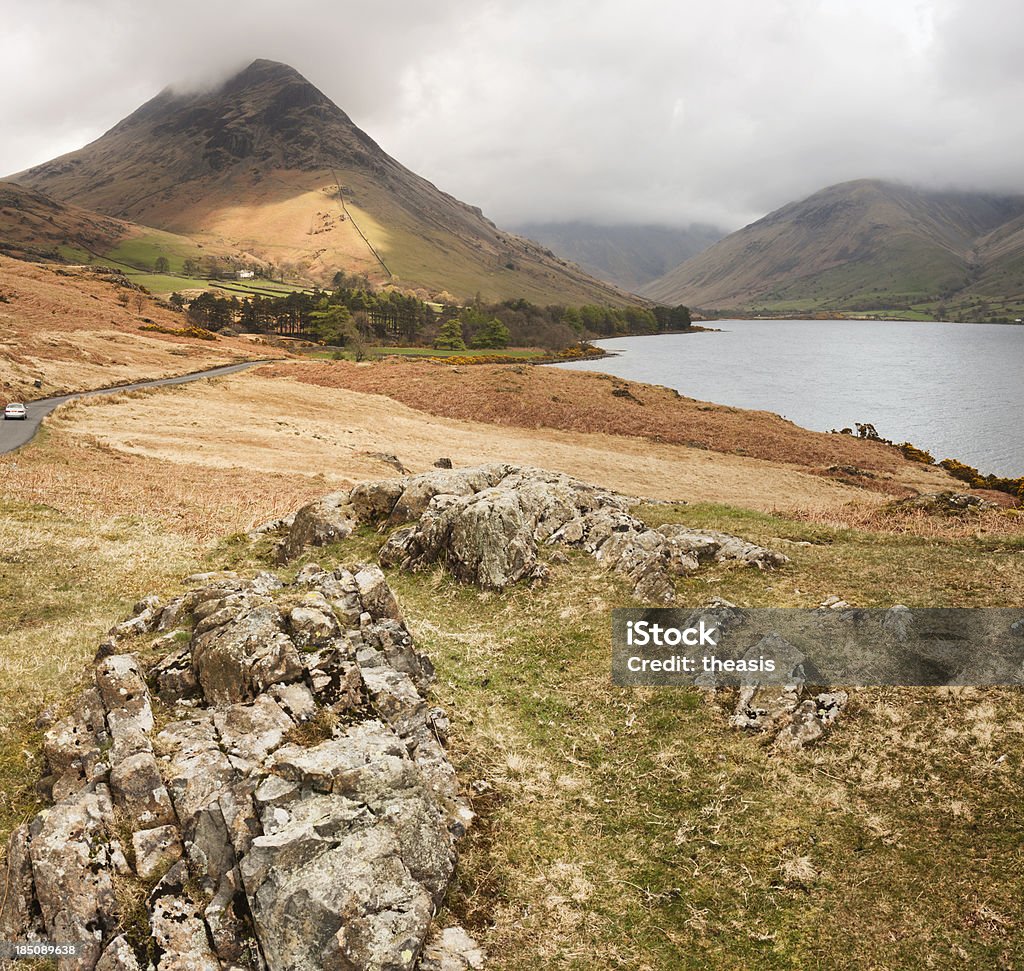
0;181;129;262
11;60;632;305
0;254;275;403
643;179;1024;311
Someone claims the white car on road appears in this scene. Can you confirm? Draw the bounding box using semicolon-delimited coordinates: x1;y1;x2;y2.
3;402;27;420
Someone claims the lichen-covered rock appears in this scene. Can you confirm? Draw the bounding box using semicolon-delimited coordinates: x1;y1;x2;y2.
149;864;221;971
150;644;199;703
243;719;456;971
0;825;40;943
42;686;109;800
381;489;540;591
95;654;154;743
10;560;470;971
28;783;123;969
191;603;303;704
213;694;294;772
774;692;848;752
95;934;143;971
278;491;356;561
420;925;487;970
157;716;238;840
287;592;342;648
110;595;163;637
349;477;407;523
354;565;403;621
133;825;184;881
323;464;787;603
726;633;849;750
891;490;998;515
386;465;510;526
109;750;176;828
271;680;319;722
242;800;435;971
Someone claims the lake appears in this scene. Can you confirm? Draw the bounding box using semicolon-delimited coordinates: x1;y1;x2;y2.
554;320;1024;477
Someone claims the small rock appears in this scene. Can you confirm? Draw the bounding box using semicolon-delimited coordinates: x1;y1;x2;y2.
420;925;487;970
278;491;356;561
271;681;319;722
132;825;183;880
0;825;39;942
95;654;154;742
110;750;176;828
96;934;143;971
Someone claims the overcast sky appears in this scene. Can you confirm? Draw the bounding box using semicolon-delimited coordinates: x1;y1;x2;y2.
3;0;1023;231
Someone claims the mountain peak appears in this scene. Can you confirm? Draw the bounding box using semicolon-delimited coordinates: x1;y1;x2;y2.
93;56;364;174
8;62;626;304
217;58;324;99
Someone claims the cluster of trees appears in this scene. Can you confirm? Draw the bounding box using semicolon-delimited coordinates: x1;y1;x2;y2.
170;279;692;351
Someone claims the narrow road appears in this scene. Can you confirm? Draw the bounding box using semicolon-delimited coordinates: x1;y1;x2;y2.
1;359;274;454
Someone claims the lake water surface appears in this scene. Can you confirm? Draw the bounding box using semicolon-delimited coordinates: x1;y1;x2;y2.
554;320;1024;477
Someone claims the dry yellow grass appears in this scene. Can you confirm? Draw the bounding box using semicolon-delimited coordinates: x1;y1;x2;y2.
190;174;388;281
264;359;962;488
39;371;901;516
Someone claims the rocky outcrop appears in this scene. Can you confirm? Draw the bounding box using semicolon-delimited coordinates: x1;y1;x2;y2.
686;601;849;751
274;464;787;602
0;566;480;970
732;681;848;752
890;491;999;515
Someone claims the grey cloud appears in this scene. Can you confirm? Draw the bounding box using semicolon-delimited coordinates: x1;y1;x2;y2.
2;0;1023;232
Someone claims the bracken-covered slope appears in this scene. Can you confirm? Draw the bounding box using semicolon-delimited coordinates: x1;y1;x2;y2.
0;253;268;403
9;59;630;305
0;181;128;263
643;179;1024;314
0;180;246;276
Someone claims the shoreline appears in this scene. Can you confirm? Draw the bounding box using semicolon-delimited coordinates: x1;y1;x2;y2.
697;315;1024;326
554;335;1024;488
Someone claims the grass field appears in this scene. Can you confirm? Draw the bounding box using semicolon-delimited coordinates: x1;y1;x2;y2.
3;465;1020;968
104;231;207;275
1;363;1021;968
54;228;317;299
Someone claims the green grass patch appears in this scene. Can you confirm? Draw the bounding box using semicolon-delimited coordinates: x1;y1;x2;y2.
56;243;93;263
121;271;203;294
105;232;205;274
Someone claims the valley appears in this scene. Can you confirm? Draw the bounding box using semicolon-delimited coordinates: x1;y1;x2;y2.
1;46;1022;971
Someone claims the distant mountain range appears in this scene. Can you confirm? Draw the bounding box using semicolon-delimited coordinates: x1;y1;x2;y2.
510;221;724;292
8;59;628;305
643;179;1024;318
